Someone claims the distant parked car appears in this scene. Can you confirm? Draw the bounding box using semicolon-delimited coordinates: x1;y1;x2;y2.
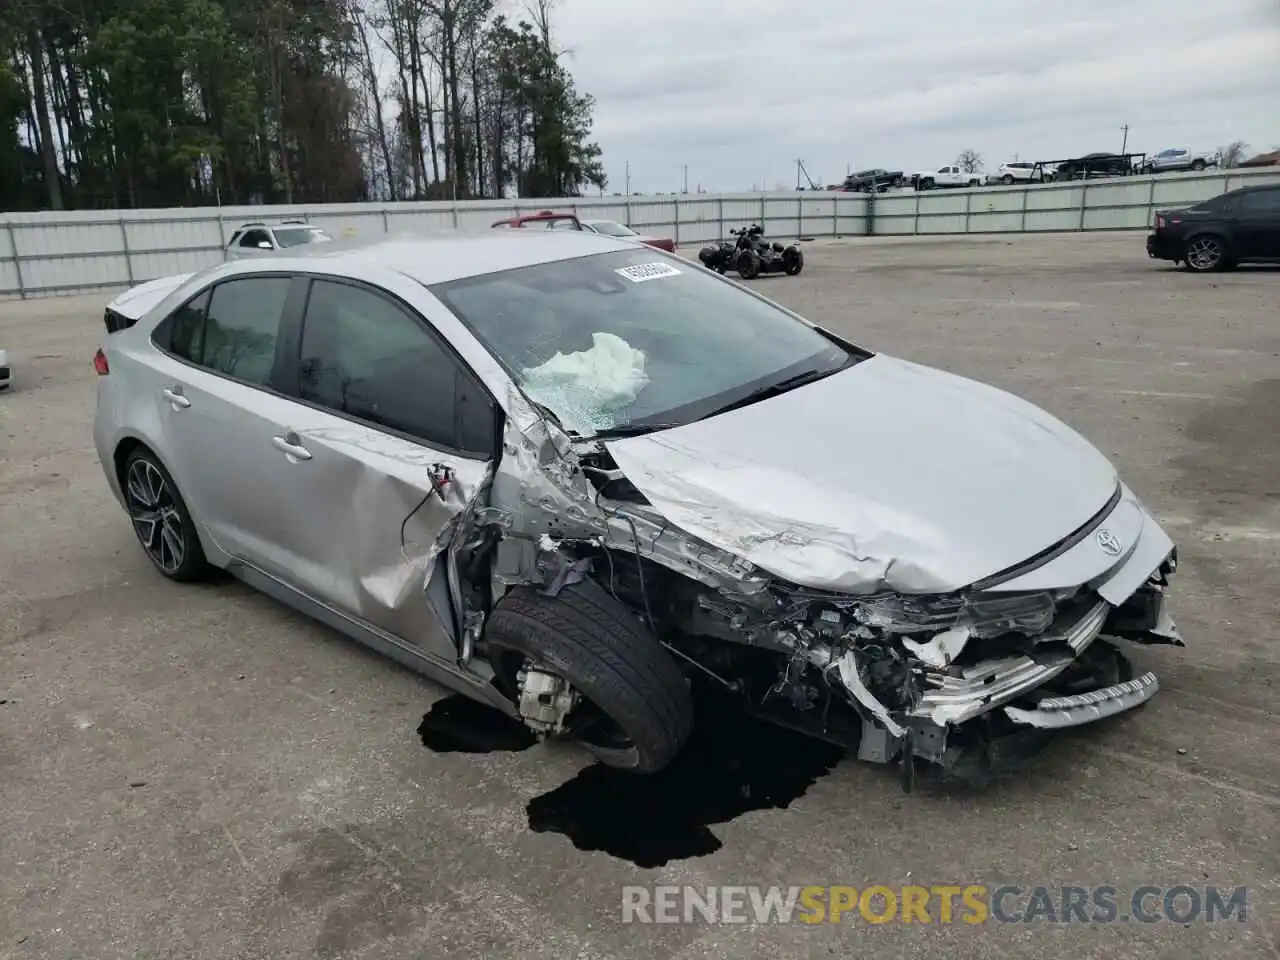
0;348;10;390
908;165;983;190
1146;183;1280;272
989;161;1056;185
841;169;905;192
226;220;335;260
548;217;676;252
1141;148;1217;174
1054;153;1137;181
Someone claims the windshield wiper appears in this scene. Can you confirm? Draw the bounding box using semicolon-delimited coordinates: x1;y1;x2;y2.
697;367;838;420
589;422;682;440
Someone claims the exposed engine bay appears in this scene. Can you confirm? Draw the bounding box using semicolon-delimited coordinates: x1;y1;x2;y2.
432;397;1183;789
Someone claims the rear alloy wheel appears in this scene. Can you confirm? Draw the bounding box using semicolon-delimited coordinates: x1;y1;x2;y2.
123;448;208;581
1184;234;1226;272
484;580;694;772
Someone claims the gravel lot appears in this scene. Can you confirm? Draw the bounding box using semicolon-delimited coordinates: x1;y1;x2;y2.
1;232;1277;959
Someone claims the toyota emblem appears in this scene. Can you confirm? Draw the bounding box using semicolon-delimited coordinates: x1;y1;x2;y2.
1096;529;1122;556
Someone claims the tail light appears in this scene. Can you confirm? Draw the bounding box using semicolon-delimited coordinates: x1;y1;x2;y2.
1155;214;1165;229
93;348;109;375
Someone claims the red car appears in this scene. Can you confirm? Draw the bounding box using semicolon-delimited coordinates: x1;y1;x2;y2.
491;210;676;252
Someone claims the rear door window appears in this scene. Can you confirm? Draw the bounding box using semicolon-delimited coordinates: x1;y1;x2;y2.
159;276;291;388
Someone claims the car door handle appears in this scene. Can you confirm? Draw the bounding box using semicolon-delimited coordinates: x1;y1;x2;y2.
162;387;190;409
272;432;312;461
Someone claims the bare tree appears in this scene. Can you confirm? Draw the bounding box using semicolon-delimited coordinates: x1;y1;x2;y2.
955;149;983;174
1218;141;1249;168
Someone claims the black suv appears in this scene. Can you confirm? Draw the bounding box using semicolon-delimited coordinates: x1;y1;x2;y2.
840;168;904;192
1147;184;1280;272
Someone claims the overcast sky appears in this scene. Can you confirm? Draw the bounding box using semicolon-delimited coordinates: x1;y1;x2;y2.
550;0;1280;193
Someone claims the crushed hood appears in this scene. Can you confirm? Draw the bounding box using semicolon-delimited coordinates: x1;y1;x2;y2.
603;354;1118;594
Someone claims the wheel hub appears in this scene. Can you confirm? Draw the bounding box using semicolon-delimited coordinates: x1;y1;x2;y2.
516;666;579;735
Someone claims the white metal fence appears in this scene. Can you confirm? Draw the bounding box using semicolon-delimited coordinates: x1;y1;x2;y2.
2;167;1277;299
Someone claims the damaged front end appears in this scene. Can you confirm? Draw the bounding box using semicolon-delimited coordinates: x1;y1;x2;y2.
431;387;1182;790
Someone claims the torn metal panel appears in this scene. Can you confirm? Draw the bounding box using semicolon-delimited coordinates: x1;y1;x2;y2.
487;387;608;543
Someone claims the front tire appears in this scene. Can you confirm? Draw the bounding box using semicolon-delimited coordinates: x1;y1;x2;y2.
737;249;761;279
484;581;694;772
122;447;209;581
783;247;803;275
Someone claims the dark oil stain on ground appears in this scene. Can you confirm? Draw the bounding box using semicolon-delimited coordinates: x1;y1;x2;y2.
419;690;845;868
417;695;537;753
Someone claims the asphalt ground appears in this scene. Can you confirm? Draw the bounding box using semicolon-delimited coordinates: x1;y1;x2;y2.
1;232;1277;959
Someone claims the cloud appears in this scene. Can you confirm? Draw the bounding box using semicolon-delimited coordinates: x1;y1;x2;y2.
551;0;1280;192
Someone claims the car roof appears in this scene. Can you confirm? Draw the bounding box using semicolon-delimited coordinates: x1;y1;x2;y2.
211;230;631;286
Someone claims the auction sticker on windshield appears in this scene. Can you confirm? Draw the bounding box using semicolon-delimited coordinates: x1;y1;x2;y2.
616;262;682;283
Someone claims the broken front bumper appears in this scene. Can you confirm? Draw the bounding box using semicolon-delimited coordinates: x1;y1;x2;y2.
909;599;1112;727
1003;671;1159;728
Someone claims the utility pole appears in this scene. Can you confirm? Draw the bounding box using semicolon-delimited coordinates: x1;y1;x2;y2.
683;164;688;193
1120;124;1129;154
624;160;630;195
795;159;802;191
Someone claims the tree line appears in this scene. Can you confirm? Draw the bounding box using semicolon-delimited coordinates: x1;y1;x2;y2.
0;0;607;212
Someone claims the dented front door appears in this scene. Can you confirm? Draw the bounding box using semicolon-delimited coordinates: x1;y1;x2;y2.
257;275;499;663
254;409;491;662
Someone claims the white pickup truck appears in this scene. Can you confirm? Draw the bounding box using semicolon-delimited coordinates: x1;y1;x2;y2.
909;165;984;190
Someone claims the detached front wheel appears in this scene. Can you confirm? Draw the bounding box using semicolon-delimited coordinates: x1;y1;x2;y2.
484;580;694;772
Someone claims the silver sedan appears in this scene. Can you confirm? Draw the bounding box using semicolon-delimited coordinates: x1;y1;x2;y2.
92;231;1182;785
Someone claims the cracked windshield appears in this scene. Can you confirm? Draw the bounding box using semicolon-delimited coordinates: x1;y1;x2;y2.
433;249;853;436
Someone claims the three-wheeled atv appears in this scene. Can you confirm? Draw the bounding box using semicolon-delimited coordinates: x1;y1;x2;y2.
698;224;803;279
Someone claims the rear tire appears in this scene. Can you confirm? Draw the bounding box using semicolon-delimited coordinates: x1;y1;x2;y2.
920;178;935;190
1191;159;1206;171
484;581;694;773
1002;174;1015;185
1183;234;1228;272
121;447;209;582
